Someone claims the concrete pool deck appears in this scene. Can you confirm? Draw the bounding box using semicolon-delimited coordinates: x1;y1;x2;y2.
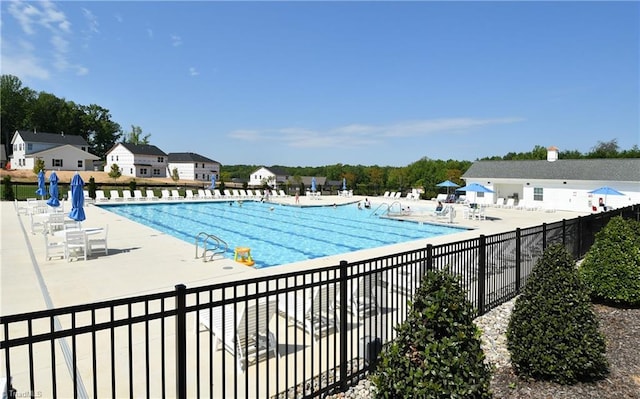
1;195;588;315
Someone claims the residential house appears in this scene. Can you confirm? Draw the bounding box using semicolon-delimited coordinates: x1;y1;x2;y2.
249;167;290;189
104;143;168;178
462;147;640;212
10;130;99;171
167;152;220;182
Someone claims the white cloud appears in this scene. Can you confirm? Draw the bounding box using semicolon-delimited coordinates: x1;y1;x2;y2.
147;28;154;38
189;67;199;76
4;0;87;80
228;117;524;150
171;34;182;47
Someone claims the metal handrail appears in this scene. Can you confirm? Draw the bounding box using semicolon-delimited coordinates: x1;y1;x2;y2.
195;232;228;262
369;202;390;216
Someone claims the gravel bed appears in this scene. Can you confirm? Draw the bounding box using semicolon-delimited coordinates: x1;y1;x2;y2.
321;298;640;399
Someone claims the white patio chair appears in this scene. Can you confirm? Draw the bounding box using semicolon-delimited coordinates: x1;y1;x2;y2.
95;190;108;202
347;275;379;320
146;190;159;201
65;230;88;262
44;233;65;261
185;189;196;200
109;190;122;202
161;190;172;200
88;225;108;256
278;284;339;341
171;189;183;200
122;190;134;201
198;299;278;372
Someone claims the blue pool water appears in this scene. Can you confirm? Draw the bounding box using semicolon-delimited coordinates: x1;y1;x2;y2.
101;201;465;268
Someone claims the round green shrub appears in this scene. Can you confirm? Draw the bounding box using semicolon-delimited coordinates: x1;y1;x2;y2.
507;244;608;384
371;269;492;398
579;216;640;307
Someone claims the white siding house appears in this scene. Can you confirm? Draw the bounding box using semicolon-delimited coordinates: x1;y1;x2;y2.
167;152;220;182
462;151;640;212
249;167;290;188
104;143;168;178
10;130;99;171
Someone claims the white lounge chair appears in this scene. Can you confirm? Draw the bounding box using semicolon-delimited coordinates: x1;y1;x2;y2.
205;189;216;199
197;189;206;199
504;198;515;208
348;275;379;320
161;190;172;200
109;190;122;202
171;189;183;200
185;189;196;200
279;190;287;197
146;190;159;201
134;190;146;201
278;284;339;341
198;299;278;372
95;190;108;202
382;191;390;198
224;189;233;198
213;189;223;198
122;190;134;201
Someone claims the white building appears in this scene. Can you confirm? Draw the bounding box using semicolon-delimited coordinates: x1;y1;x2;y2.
104;143;168;178
167;152;220;183
10;130;99;171
248;167;290;188
462;148;640;212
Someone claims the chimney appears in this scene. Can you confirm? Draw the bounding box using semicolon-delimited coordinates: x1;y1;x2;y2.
547;146;559;162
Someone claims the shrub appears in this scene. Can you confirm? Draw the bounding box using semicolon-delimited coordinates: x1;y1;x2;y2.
507;244;608;384
371;269;492;398
2;175;15;201
579;216;640;307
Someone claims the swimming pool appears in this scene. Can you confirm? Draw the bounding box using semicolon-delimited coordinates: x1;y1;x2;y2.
101;201;466;268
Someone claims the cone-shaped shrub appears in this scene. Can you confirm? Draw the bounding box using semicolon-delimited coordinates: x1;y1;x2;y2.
579;216;640;307
507;244;608;384
371;269;492;398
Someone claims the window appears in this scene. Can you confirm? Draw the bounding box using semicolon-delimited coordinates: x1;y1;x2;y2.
534;187;544;201
195;174;198;179
130;168;133;174
77;160;83;168
153;169;161;176
157;157;164;163
140;168;148;175
53;159;63;167
27;143;32;150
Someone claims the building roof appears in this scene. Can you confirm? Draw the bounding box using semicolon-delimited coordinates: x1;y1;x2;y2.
13;130;89;146
29;144;99;160
258;166;289;177
168;152;219;164
111;143;167;156
463;159;640;182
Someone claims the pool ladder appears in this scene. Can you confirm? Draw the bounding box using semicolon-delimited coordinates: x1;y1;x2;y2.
195;232;228;262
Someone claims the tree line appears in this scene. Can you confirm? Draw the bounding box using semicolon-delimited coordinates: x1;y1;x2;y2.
2;74;637;197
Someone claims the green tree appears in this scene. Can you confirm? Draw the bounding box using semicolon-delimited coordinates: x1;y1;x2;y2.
2;175;15;201
32;159;45;175
171;167;179;183
123;125;151;144
587;139;620;158
108;163;122;183
83;104;122;159
1;75;35;153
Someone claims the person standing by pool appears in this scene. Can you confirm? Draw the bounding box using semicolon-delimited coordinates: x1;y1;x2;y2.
295;192;300;204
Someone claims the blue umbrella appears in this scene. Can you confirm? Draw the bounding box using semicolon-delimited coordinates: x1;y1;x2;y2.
311;177;317;192
589;186;624;209
69;173;86;222
46;171;60;207
342;178;347;191
436;180;460;197
35;170;46;198
456;183;494;204
209;174;216;190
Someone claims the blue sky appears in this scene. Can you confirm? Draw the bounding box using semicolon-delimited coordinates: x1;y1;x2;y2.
2;1;639;167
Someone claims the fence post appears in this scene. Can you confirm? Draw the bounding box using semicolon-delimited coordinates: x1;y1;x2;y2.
477;235;486;315
542;223;547;250
562;219;566;247
175;284;187;399
426;244;433;273
577;216;582;257
339;261;349;393
515;228;521;293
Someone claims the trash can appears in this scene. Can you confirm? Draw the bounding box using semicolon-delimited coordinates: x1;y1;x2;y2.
359;335;382;370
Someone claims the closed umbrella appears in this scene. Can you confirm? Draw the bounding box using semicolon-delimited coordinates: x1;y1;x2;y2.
209;174;216;190
69;173;86;223
342;178;347;191
36;170;46;198
46;171;60;208
311;177;317;192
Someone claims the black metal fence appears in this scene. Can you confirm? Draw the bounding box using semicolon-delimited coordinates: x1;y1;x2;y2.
2;205;638;398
